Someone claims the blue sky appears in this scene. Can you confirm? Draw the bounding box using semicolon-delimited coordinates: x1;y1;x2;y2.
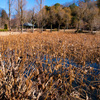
0;0;73;13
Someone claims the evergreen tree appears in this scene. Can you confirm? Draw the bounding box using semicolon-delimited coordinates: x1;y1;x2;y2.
1;10;8;28
97;0;100;9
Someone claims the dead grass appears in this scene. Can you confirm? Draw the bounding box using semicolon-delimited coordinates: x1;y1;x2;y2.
0;32;100;100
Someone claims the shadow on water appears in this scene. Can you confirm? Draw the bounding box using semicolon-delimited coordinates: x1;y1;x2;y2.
42;55;100;69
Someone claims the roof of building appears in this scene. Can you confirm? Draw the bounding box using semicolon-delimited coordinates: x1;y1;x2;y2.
23;23;33;27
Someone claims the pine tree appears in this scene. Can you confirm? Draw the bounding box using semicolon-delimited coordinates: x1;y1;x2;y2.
97;0;100;8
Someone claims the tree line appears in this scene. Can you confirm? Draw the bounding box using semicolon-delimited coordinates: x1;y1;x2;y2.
0;0;100;33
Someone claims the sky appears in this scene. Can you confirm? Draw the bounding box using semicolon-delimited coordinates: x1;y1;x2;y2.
0;0;73;13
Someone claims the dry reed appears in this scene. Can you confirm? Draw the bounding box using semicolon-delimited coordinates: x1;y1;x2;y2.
0;32;100;100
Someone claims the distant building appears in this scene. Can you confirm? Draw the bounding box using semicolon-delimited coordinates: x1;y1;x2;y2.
23;23;33;28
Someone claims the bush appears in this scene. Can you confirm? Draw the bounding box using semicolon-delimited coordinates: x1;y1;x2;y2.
4;24;8;29
0;29;8;31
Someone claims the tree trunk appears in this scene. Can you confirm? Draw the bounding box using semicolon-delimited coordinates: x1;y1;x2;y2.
21;0;23;33
41;26;43;33
50;23;52;32
90;26;93;33
32;24;34;33
18;0;20;31
64;27;66;32
58;24;60;31
21;22;23;33
9;0;11;31
76;21;80;33
67;23;69;29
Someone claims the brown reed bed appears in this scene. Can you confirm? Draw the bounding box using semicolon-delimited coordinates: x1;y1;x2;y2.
0;32;100;100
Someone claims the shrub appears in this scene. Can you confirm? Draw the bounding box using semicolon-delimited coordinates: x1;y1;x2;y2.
0;29;8;31
4;24;8;29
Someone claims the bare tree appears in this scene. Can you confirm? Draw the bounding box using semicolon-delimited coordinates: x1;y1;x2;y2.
56;6;65;31
36;0;44;12
31;8;36;33
20;0;23;33
24;9;36;33
8;0;13;31
9;0;11;31
14;0;26;33
83;1;99;32
13;0;20;31
63;7;72;31
17;0;21;30
35;0;45;33
49;6;56;32
92;16;100;31
75;1;87;32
